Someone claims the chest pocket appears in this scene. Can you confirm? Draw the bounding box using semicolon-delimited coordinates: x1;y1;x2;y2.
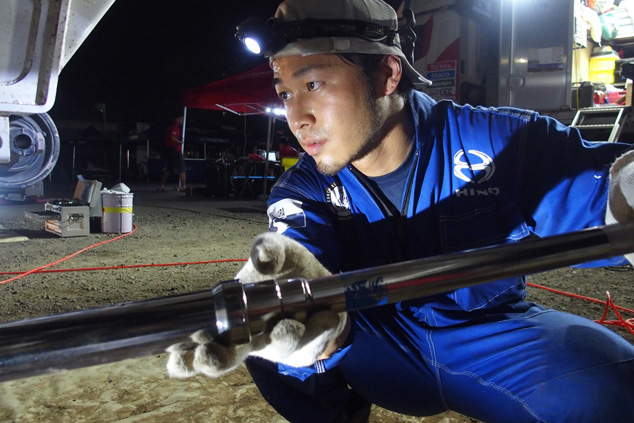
438;199;529;252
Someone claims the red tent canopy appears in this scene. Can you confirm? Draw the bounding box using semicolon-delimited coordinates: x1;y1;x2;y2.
183;63;282;116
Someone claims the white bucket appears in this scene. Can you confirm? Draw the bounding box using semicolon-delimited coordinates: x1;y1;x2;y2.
101;193;134;233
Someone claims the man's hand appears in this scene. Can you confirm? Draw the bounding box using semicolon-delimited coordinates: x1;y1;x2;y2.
606;150;634;264
167;232;349;378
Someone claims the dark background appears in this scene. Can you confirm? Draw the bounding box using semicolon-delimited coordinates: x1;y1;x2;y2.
49;0;282;125
48;0;405;125
44;0;403;184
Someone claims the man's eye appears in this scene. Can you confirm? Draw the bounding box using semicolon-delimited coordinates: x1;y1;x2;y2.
307;81;322;91
277;91;291;101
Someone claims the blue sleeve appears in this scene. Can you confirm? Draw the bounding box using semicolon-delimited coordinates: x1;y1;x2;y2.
520;113;631;266
266;159;344;272
256;162;366;420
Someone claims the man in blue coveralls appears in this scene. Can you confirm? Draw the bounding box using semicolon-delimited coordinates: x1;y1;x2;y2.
168;1;634;421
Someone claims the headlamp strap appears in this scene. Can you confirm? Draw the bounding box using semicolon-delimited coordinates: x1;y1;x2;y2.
273;18;400;47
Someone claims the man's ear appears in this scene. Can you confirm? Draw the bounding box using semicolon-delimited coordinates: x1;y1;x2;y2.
379;55;404;96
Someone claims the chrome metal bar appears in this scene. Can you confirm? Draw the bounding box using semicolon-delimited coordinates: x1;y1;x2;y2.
0;290;219;382
1;222;633;382
230;221;634;344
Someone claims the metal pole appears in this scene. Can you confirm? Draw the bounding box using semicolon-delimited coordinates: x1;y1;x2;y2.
0;290;218;382
181;107;188;190
261;115;274;198
220;220;634;344
182;107;187;148
1;222;633;382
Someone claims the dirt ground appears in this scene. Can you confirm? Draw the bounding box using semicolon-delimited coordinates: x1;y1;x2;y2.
0;181;632;423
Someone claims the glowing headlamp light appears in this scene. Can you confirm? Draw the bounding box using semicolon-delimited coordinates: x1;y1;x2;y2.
235;16;405;58
235;17;278;56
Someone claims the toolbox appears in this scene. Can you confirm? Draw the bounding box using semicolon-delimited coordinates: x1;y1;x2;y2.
25;179;102;237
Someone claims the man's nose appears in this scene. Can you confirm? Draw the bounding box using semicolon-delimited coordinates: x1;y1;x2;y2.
287;100;316;134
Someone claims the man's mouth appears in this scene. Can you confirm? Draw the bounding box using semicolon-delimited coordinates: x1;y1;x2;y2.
302;139;325;156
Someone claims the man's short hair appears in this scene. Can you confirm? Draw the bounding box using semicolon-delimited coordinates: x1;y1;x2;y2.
340;53;415;99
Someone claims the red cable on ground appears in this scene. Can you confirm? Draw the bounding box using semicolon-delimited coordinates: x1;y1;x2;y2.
527;282;634;336
597;291;634;336
0;258;248;275
3;227;632;336
0;224;139;285
0;223;248;285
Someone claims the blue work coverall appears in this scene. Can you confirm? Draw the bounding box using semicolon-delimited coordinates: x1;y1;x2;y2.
246;90;634;423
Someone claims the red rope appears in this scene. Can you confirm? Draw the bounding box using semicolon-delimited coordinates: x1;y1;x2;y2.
2;227;632;337
527;282;634;336
0;225;139;285
597;291;634;336
0;224;248;285
0;258;248;276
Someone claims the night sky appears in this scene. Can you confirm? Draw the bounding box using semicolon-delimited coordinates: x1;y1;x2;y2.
49;0;282;125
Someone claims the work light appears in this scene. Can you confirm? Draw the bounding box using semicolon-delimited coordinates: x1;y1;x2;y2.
235;17;276;56
235;13;415;59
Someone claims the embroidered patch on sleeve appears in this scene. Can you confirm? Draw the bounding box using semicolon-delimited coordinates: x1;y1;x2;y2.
267;199;307;234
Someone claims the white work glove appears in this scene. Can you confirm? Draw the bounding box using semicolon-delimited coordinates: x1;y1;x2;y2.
606;150;634;265
167;232;348;378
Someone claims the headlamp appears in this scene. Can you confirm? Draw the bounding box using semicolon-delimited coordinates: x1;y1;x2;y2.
235;17;278;56
235;15;413;58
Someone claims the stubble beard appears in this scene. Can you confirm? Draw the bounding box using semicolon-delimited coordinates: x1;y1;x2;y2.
315;93;383;176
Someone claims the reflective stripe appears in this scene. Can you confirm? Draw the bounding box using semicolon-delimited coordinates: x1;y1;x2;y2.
103;207;133;213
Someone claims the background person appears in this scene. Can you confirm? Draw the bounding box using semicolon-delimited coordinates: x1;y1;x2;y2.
158;115;186;192
278;136;299;159
278;135;300;174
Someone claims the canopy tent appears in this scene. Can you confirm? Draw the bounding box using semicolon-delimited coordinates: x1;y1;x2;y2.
183;63;284;197
184;63;282;116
